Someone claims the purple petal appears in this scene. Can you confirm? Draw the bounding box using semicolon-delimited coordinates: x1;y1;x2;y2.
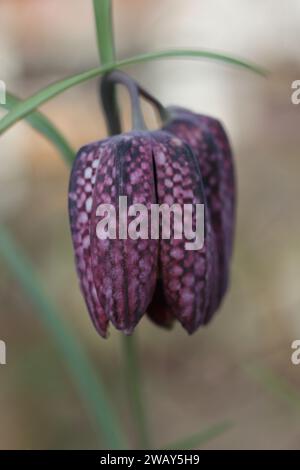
68;142;109;337
164;107;236;308
151;131;218;333
90;133;158;334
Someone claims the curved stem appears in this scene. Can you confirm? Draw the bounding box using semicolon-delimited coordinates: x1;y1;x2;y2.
100;73;122;135
100;71;147;132
122;335;150;449
100;70;170;133
137;84;171;124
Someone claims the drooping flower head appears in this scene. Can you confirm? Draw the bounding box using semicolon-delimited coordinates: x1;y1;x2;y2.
69;130;219;337
163;106;236;312
68;72;235;338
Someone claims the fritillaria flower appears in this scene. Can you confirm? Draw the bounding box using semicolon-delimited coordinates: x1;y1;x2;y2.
163;106;236;313
68;73;235;338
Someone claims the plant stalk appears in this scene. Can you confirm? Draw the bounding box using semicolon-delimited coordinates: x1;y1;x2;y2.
93;0;119;135
93;0;116;64
122;335;150;448
93;0;150;449
100;71;147;132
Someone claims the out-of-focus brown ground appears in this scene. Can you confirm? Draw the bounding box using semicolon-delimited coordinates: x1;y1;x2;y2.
1;0;300;449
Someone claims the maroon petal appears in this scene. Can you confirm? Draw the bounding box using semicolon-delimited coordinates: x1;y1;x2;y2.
146;279;174;329
68;141;109;337
150;131;218;334
90;133;158;334
164;107;236;308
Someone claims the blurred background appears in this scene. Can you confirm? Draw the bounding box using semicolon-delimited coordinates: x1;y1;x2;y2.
1;0;300;450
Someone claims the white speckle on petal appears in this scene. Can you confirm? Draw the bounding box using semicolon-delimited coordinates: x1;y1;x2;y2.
84;167;92;179
92;159;99;168
78;212;88;223
85;196;93;213
156;151;166;165
83;236;90;249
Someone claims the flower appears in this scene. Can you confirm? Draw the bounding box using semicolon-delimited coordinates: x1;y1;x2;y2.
68;128;221;337
163;106;236;315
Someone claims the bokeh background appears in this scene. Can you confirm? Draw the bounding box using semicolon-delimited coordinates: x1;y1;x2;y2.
1;0;300;450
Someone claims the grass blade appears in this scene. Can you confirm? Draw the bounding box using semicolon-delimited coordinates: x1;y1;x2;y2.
0;226;125;449
161;420;233;450
1;92;75;164
122;335;150;448
246;365;300;412
0;49;266;135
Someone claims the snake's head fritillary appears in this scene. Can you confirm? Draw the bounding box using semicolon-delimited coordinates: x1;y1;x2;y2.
163;106;236;313
68;110;234;337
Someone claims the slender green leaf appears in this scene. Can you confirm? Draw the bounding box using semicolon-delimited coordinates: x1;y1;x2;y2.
0;226;125;449
93;0;116;64
0;49;266;135
161;420;233;450
1;92;75;164
246;365;300;412
122;335;150;449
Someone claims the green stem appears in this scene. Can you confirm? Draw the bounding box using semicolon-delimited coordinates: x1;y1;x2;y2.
100;71;147;132
93;0;116;63
122;335;150;449
93;0;150;448
93;0;119;135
